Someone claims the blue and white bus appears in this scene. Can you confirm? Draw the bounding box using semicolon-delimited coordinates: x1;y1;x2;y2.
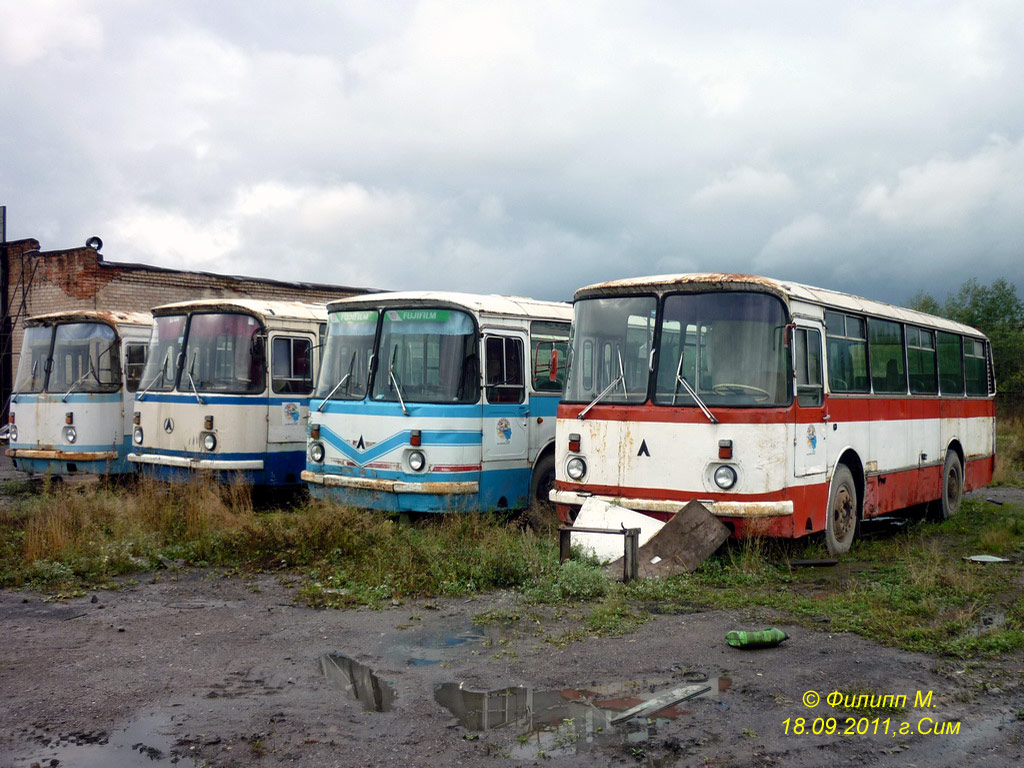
7;310;152;477
302;292;572;513
127;299;326;486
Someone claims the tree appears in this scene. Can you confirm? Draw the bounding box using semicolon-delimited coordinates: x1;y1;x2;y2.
908;278;1024;393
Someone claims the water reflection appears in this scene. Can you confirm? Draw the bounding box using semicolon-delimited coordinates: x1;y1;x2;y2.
435;677;731;759
320;654;396;712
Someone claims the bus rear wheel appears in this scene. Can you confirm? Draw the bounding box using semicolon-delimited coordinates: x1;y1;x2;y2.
530;454;556;511
930;451;963;521
825;464;858;556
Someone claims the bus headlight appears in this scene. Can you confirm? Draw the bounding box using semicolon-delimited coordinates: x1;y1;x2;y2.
133;426;144;445
64;426;77;444
408;450;426;472
566;457;587;481
8;425;17;442
309;442;325;463
202;433;217;452
714;465;738;490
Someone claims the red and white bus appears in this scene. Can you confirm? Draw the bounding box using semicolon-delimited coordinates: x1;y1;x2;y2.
551;273;995;554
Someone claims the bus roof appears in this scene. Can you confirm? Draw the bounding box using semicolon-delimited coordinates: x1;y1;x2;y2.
327;291;573;322
150;298;327;322
576;273;987;339
25;309;153;328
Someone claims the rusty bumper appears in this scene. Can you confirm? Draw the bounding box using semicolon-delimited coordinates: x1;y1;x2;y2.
126;452;264;471
301;470;478;495
548;489;793;517
7;448;119;461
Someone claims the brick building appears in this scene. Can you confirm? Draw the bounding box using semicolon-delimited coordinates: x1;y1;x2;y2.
0;237;372;416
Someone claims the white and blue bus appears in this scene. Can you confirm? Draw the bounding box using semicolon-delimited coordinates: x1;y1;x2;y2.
7;310;152;477
302;292;572;513
127;299;327;486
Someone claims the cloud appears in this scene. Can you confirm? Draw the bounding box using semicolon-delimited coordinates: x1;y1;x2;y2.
690;167;797;207
858;136;1024;230
3;0;1024;308
0;0;104;66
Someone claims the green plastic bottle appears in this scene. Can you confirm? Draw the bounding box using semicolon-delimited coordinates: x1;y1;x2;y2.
725;628;789;649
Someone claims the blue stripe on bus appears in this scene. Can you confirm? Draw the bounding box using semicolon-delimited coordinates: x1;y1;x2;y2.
136;393;309;406
311;395;557;419
313;463;482;483
11;392;123;404
307;466;532;513
318;425;482;466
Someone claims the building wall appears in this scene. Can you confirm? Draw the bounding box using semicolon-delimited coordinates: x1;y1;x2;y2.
1;238;370;413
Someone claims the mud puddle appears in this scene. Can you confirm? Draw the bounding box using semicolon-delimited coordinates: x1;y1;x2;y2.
435;675;731;760
4;713;195;767
383;621;518;666
320;653;396;711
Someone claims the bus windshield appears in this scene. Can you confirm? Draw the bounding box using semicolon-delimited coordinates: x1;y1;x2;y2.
139;315;186;393
370;308;479;404
563;296;657;404
14;326;53;394
46;322;121;394
183;313;265;394
315;310;379;400
654;291;789;407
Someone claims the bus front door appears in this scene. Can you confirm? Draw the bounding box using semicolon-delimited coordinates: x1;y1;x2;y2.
793;322;829;479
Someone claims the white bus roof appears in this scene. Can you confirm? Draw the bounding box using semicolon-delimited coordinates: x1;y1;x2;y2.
576;273;986;339
25;309;153;328
327;291;573;322
151;298;327;323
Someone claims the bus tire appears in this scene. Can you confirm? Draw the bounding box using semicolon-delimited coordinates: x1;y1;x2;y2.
932;451;964;521
530;454;556;509
825;464;858;556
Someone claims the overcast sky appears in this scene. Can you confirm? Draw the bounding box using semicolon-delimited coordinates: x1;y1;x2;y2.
2;1;1023;305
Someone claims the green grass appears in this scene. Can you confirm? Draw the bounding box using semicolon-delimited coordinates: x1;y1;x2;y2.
1;479;1022;660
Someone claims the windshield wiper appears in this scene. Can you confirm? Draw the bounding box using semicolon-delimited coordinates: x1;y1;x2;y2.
388;344;409;416
186;352;206;405
62;359;101;402
316;351;358;412
138;349;172;401
671;351;718;424
578;349;628;420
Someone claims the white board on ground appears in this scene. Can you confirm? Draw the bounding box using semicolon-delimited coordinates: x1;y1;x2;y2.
572;498;664;562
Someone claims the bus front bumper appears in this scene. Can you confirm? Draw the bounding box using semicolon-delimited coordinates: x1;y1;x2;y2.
549;489;794;518
301;470;478;495
7;448;119;461
127;453;264;471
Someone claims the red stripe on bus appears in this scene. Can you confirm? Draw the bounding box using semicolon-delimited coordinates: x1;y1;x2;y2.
558;397;993;424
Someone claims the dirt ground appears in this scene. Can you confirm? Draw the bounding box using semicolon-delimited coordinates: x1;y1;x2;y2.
1;488;1023;767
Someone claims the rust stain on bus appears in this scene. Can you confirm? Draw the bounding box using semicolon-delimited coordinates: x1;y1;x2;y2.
7;448;118;461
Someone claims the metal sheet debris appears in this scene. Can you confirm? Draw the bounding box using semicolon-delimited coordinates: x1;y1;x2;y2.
572;498;664;561
608;500;730;577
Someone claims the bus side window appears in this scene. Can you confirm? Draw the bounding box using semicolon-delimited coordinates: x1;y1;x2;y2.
869;318;906;394
795;328;823;407
485;336;525;404
964;338;988;396
530;321;570;392
825;311;869;393
907;327;938;395
937;332;964;395
272;336;314;394
124;343;148;393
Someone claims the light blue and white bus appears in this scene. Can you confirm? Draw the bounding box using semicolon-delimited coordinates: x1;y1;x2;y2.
7;310;152;477
127;299;326;486
302;292;571;513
